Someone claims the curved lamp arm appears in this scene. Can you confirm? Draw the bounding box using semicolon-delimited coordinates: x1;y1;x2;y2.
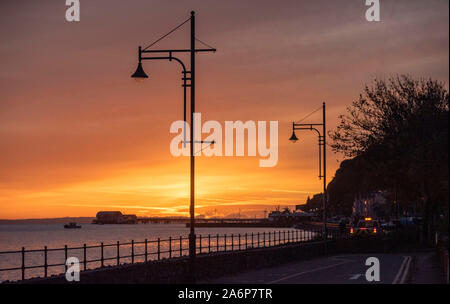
141;55;189;147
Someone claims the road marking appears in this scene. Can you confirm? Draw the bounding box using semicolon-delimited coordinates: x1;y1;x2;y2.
392;256;411;284
399;256;412;284
266;260;353;284
349;274;363;280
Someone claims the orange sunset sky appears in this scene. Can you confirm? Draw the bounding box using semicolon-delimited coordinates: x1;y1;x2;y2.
0;0;448;219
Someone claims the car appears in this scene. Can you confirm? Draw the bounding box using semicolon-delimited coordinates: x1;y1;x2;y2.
350;217;380;236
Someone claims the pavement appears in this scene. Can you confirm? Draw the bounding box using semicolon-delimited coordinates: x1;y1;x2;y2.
409;250;444;284
201;252;443;284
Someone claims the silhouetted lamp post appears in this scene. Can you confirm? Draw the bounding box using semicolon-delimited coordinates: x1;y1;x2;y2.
131;11;216;281
289;102;328;241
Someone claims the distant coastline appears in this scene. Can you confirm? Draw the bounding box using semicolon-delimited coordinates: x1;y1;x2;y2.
0;217;95;225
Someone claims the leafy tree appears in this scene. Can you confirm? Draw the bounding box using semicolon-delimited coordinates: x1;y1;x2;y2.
329;75;449;244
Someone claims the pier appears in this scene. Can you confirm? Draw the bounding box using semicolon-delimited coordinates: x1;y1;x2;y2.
137;217;273;226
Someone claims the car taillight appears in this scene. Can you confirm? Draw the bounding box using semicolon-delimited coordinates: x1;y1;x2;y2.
350;228;354;234
373;228;377;233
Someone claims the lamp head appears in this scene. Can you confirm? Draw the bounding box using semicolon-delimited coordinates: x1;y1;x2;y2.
289;130;299;143
131;62;148;81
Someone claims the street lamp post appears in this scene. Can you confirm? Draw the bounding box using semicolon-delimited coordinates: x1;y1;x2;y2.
131;11;216;281
289;102;328;244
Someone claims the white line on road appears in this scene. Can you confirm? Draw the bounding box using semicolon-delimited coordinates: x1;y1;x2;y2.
399;256;412;284
392;256;411;284
266;260;353;284
349;274;363;280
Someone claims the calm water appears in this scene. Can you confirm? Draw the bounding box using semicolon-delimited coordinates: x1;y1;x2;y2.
0;224;306;282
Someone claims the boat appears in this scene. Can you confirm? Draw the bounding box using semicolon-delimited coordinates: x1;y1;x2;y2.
64;222;82;229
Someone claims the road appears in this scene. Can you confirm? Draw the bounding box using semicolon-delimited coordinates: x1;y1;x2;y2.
202;254;412;284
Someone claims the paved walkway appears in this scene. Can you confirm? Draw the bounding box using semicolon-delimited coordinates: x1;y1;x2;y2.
409;250;444;284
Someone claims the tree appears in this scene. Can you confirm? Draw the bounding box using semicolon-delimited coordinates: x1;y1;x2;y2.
330;75;449;244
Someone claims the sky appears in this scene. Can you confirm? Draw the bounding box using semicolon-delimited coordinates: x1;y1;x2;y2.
0;0;448;219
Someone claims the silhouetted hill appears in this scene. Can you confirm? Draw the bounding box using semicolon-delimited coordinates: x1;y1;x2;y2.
299;155;381;216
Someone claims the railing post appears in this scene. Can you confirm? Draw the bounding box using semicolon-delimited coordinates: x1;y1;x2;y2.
216;234;219;252
278;231;281;245
83;244;87;270
145;238;148;262
284;231;286;244
238;234;241;251
257;232;260;248
21;247;25;280
64;245;68;271
179;236;182;257
231;234;234;251
157;238;160;260
251;232;254;248
263;232;266;247
169;237;172;259
224;234;227;252
208;235;211;254
199;235;202;254
100;243;104;267
44;246;48;278
117;241;120;265
269;231;271;246
131;240;134;264
245;233;248;250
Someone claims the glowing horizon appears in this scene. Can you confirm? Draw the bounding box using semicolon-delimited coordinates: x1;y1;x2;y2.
0;0;448;219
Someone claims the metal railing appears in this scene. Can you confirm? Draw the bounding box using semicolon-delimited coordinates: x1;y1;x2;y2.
0;228;338;282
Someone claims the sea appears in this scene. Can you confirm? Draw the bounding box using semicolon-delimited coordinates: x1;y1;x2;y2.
0;223;305;282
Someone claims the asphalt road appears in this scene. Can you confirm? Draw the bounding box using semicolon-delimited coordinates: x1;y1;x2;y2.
202;254;412;284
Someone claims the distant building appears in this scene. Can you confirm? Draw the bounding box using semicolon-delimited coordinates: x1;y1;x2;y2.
268;210;282;221
121;214;137;224
352;191;387;220
268;209;312;222
94;211;137;224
